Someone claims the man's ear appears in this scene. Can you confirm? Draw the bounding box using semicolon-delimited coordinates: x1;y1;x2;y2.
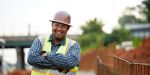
51;22;54;26
67;26;70;31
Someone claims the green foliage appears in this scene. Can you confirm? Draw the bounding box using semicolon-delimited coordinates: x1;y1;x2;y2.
103;34;119;46
81;18;103;34
77;32;105;51
119;15;145;25
103;26;132;46
142;0;150;22
76;18;105;51
132;37;142;47
118;6;146;25
77;18;132;51
112;26;131;42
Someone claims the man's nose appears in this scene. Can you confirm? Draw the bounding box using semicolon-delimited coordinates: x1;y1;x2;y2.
56;25;63;30
57;27;61;30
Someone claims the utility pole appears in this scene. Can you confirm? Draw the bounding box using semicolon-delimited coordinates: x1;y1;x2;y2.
28;24;31;36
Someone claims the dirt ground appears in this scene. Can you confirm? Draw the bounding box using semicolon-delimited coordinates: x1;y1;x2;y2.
79;38;150;73
116;38;150;63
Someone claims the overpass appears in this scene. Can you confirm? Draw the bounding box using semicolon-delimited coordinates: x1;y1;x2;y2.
0;35;78;70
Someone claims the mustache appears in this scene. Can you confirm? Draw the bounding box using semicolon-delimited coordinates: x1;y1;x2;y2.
53;34;64;41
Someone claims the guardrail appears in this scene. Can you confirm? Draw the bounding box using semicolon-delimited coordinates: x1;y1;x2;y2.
97;56;113;75
114;56;150;75
97;56;150;75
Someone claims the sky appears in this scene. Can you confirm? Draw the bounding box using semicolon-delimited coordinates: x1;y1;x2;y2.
0;0;143;36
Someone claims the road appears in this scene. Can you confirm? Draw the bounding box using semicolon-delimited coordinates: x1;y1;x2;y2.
77;71;95;75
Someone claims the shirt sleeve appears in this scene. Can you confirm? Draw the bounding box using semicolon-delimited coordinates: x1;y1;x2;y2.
27;37;56;69
46;42;80;69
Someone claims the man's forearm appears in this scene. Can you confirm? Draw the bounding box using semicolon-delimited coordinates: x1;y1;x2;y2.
27;53;55;69
46;54;79;69
27;37;56;69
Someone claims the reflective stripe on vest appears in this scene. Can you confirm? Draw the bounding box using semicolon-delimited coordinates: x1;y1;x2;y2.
43;35;70;55
31;35;78;75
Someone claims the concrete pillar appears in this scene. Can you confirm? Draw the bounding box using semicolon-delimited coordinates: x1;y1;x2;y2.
0;56;2;73
16;47;25;69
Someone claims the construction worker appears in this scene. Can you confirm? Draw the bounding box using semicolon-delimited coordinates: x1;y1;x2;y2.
27;11;80;75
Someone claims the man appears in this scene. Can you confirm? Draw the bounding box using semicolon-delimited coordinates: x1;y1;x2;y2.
27;11;80;75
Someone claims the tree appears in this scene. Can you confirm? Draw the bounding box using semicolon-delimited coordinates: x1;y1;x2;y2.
103;26;131;46
119;15;144;25
118;7;145;25
81;18;103;34
77;18;105;51
142;0;150;22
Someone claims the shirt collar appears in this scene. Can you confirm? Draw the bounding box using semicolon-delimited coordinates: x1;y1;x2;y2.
48;34;66;46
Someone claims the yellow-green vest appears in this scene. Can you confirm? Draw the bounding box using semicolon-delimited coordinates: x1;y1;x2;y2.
31;35;78;75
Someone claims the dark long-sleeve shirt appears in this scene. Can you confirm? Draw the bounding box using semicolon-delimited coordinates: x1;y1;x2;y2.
27;35;80;69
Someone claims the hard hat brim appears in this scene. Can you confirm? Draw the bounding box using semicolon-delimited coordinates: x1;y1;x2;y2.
49;20;72;27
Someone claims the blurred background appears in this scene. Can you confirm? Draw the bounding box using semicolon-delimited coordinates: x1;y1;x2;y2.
0;0;150;75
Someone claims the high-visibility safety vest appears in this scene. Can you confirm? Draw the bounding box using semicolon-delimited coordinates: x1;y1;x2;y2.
31;35;79;75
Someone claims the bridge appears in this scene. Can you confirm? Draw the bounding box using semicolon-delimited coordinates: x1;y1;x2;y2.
0;35;78;70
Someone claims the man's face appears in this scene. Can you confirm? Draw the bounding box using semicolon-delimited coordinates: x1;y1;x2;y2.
52;22;70;40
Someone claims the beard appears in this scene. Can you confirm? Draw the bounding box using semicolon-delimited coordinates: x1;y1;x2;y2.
52;34;65;41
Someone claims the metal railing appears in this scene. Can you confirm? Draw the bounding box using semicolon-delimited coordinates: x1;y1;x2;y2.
97;56;113;75
114;56;150;75
114;56;131;75
97;56;150;75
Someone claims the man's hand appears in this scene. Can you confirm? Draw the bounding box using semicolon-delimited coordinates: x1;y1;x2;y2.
58;68;70;73
40;51;48;57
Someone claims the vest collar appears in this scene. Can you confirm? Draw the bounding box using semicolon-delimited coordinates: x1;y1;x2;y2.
48;34;66;46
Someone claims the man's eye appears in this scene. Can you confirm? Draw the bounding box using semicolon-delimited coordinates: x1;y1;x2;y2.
62;24;67;27
54;24;59;26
